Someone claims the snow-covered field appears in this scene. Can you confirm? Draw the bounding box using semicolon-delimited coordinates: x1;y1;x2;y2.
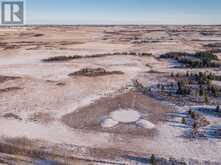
0;25;221;164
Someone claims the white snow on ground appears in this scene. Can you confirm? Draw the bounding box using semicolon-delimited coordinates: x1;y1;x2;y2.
100;118;119;128
136;119;155;129
110;109;141;123
0;118;113;148
0;104;220;162
1;26;221;163
0;50;78;81
101;109;155;129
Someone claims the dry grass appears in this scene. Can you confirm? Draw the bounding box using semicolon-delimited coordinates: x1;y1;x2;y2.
0;137;79;164
62;91;172;136
0;137;125;165
28;112;54;124
0;137;43;160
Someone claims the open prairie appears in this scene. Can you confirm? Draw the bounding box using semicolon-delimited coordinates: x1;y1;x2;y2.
0;25;221;164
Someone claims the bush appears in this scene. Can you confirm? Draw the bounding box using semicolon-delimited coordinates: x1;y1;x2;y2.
160;51;220;68
190;112;196;120
150;154;157;165
199;86;204;96
181;117;186;124
176;80;190;96
216;105;220;113
204;92;209;104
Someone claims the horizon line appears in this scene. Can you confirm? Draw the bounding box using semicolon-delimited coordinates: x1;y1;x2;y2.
0;23;221;27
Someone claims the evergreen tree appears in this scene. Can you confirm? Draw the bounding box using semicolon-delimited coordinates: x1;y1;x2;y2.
181;117;186;124
192;121;199;138
199;85;204;96
190;111;196;120
204;91;209;104
150;154;157;165
211;85;219;97
216;105;220;113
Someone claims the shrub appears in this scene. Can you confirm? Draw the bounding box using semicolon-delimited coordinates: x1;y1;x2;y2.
190;112;196;120
176;80;190;96
181;117;186;124
199;86;204;96
192;122;199;138
150;154;157;165
216;105;220;113
160;51;220;68
204;91;209;104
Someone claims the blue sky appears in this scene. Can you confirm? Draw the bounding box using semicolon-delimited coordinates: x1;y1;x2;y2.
25;0;221;24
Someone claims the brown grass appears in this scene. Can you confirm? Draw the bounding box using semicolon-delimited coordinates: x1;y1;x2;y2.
28;112;54;124
0;137;125;164
62;91;172;136
0;137;43;159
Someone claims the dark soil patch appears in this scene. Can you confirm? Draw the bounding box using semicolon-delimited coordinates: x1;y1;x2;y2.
62;91;172;136
69;68;124;77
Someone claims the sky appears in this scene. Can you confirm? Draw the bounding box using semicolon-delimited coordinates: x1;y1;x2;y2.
14;0;221;24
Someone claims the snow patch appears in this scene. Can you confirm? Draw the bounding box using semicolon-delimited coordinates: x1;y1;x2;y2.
110;109;141;123
136;119;155;129
100;118;119;128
